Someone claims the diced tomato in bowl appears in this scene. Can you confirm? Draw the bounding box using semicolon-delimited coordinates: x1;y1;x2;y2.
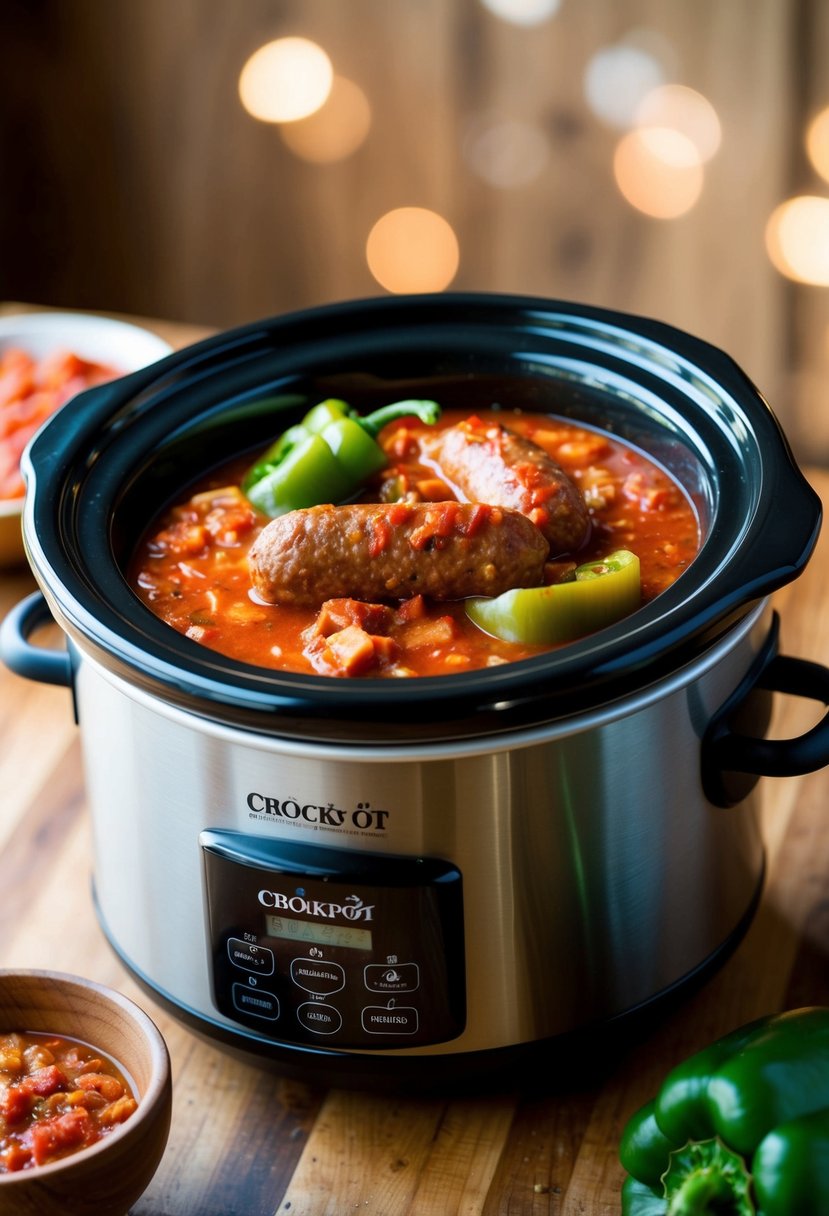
0;311;172;567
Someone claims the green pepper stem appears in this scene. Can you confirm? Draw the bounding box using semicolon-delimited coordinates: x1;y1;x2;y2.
668;1169;742;1215
357;399;441;437
662;1141;755;1216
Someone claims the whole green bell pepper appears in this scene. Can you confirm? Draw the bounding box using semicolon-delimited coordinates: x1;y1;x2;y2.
243;397;441;517
465;549;640;644
619;1007;829;1215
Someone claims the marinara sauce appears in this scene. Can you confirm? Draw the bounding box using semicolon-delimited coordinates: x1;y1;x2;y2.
131;409;701;678
0;1031;137;1172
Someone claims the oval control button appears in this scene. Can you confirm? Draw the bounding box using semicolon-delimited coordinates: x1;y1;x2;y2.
228;937;275;975
290;958;345;995
364;962;420;993
361;1005;419;1035
232;983;280;1021
297;1002;343;1035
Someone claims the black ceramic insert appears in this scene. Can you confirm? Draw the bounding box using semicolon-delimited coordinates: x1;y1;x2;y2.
21;294;821;743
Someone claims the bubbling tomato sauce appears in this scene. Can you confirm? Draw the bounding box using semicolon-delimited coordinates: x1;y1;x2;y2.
131;410;701;678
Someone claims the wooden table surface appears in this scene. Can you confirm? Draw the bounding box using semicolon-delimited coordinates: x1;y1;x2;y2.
2;310;829;1215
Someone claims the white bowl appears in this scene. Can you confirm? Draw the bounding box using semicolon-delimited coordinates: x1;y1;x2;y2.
0;311;173;567
0;311;173;368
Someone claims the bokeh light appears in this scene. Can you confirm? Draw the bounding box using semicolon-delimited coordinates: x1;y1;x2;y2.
766;196;829;285
462;116;549;188
239;38;333;123
635;85;721;162
366;208;460;293
279;76;371;163
584;43;666;129
613;128;704;218
478;0;561;26
806;107;829;185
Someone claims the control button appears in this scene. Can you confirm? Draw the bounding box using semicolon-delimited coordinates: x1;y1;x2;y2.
361;1004;419;1035
232;983;280;1021
290;958;345;995
297;1002;343;1035
364;963;420;994
227;938;274;976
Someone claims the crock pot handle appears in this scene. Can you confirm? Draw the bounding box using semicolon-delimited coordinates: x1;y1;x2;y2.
709;652;829;780
0;591;72;687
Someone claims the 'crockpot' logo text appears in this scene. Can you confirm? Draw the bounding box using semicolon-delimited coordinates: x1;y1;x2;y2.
246;792;389;832
257;890;375;921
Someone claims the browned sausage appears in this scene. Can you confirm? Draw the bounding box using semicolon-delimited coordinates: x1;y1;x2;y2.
420;418;590;555
248;501;549;607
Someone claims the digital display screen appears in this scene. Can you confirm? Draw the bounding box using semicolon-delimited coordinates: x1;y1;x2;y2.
265;915;372;952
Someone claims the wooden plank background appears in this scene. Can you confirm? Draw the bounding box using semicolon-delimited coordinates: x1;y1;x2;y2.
1;0;828;464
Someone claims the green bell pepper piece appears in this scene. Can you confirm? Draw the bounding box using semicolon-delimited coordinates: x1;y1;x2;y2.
244;433;353;516
243;397;440;517
465;549;640;645
242;399;351;492
319;417;388;483
619;1008;829;1216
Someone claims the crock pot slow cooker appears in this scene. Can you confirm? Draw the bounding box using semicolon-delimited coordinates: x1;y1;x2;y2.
4;294;829;1089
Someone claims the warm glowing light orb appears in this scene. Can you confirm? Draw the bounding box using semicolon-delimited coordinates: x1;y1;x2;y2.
806;108;829;186
366;208;460;294
584;43;665;129
635;84;721;162
239;37;333;123
766;196;829;285
279;76;371;163
478;0;561;25
613;128;704;218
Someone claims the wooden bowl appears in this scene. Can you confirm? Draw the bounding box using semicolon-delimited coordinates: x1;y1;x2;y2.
0;970;172;1216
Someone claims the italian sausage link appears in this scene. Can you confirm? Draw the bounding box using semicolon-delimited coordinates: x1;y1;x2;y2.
421;419;590;555
248;501;549;607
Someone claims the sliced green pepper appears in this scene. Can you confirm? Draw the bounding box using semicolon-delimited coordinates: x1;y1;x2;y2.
465;549;640;645
242;399;352;492
243;397;440;517
619;1007;829;1216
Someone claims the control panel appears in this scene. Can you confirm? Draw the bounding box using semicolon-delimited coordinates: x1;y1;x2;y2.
200;830;466;1049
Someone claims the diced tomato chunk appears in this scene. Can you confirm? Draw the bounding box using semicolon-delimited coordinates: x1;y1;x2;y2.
1;1086;33;1124
367;515;392;557
394;594;426;623
1;1141;32;1172
31;1108;92;1166
315;598;393;637
22;1064;68;1097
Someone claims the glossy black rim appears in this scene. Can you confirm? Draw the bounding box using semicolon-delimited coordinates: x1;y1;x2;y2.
22;293;822;743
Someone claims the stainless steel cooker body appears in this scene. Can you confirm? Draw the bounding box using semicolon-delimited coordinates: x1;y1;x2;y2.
4;293;829;1085
72;601;772;1065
